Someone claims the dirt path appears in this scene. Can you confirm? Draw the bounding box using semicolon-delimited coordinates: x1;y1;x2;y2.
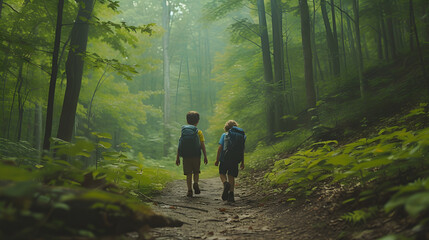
147;177;334;240
148;177;278;239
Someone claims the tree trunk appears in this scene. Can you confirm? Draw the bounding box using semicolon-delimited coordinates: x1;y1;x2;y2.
33;103;42;151
423;3;429;42
376;19;384;59
346;15;357;67
352;0;365;98
321;0;340;76
271;0;285;129
385;0;397;59
339;0;347;71
162;0;171;156
7;61;24;139
57;0;95;142
186;53;193;109
380;11;390;60
43;0;64;150
331;0;340;72
300;0;316;109
257;0;276;137
410;0;428;84
386;17;397;59
362;32;370;59
284;12;295;113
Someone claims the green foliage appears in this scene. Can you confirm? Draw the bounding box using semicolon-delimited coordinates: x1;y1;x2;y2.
0;135;180;238
341;207;378;224
385;178;429;218
266;105;429;198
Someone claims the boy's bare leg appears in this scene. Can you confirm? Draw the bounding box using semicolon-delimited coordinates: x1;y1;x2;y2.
220;174;227;183
228;175;235;192
186;174;192;191
193;173;199;184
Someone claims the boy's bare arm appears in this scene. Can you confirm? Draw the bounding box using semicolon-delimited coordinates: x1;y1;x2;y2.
201;142;208;164
215;144;222;166
176;150;180;166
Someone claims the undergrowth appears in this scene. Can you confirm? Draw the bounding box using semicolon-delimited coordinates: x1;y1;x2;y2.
254;103;429;239
0;134;180;238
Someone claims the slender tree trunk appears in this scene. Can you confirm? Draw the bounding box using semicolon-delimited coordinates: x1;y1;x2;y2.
410;0;428;84
87;64;108;133
352;0;365;98
423;3;429;42
284;13;295;113
300;0;316;109
16;87;26;141
385;1;397;59
257;0;276;137
186;53;193;109
331;0;340;73
33;103;42;151
346;15;357;67
57;0;95;142
7;61;24;139
162;0;171;156
321;0;340;76
175;56;183;117
339;0;347;71
409;3;414;51
43;0;64;150
376;19;384;59
271;0;285;129
380;11;390;60
362;33;370;59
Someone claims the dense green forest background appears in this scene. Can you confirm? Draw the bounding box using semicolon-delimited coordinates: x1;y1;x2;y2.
1;0;429;238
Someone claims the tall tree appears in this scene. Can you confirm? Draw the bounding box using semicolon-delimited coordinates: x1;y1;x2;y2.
271;0;285;129
43;0;65;150
320;0;340;76
339;0;347;70
162;0;171;155
385;2;397;59
257;0;276;137
300;0;316;109
352;0;365;98
409;0;428;83
57;0;95;142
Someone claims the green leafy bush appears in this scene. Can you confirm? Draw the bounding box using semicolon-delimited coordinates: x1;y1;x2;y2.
0;136;181;238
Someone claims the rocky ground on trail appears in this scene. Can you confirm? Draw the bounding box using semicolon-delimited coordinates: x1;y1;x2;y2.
140;176;411;240
144;177;342;240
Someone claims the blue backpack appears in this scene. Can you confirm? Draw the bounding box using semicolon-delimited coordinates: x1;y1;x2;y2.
178;125;201;158
223;126;246;164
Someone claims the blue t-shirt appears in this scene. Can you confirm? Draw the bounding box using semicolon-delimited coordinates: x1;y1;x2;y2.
218;133;226;162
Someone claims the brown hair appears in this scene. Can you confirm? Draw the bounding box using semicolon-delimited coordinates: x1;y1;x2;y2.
186;111;200;125
224;120;238;132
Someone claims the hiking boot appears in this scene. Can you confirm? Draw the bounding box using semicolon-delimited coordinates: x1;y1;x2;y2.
193;183;201;194
227;191;235;203
187;190;193;197
222;182;230;201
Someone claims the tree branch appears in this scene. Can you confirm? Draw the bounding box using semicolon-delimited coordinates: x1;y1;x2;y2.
3;2;20;14
326;1;380;35
232;17;260;37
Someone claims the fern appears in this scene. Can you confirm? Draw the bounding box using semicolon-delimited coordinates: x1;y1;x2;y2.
341;207;378;224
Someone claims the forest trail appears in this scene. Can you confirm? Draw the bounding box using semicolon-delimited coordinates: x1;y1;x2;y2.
146;177;333;240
